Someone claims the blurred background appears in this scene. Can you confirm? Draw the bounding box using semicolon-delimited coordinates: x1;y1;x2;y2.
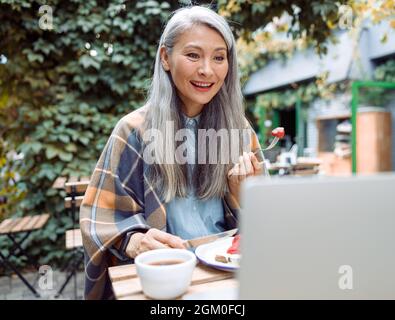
0;0;394;299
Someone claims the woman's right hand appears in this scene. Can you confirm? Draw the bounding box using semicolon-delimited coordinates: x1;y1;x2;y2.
126;228;186;259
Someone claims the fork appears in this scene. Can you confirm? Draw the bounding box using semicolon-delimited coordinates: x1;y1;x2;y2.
228;127;285;175
254;127;285;165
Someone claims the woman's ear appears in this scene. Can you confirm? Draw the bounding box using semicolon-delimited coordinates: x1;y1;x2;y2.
160;46;170;71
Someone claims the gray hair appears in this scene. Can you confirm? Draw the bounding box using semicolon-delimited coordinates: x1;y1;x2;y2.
143;5;249;202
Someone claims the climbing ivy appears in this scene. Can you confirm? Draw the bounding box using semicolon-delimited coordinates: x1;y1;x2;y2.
0;0;181;270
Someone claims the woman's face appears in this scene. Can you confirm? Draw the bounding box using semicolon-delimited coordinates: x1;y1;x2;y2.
160;24;229;117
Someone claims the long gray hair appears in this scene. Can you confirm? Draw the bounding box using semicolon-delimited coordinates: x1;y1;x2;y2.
143;5;249;202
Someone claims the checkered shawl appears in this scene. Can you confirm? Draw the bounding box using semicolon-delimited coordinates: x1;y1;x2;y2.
80;107;261;300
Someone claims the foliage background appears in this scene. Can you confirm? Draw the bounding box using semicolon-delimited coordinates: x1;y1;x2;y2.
0;0;360;271
0;0;182;270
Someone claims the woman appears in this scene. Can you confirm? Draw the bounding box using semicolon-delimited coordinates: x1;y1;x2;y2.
80;5;265;300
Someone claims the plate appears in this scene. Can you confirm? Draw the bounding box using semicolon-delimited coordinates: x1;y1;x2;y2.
194;237;239;272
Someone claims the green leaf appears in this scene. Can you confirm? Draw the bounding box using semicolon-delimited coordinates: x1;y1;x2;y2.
65;143;77;152
111;54;124;64
79;55;100;70
26;52;44;63
45;146;59;159
30;142;42;153
79;136;90;146
58;135;70;143
59;151;73;162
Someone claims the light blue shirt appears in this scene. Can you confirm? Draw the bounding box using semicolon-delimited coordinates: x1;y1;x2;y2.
165;113;226;240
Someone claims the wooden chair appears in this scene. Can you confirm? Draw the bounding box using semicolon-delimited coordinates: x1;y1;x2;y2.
0;213;50;297
54;228;84;298
52;176;89;298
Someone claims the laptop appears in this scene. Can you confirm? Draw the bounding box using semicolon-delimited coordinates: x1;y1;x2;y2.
238;173;395;299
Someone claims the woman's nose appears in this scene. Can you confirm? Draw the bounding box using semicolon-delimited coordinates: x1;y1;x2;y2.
198;59;214;77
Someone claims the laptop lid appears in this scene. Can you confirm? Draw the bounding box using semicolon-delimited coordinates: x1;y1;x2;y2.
239;173;395;299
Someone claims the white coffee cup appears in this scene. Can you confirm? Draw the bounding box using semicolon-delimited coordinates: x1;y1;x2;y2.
135;248;197;299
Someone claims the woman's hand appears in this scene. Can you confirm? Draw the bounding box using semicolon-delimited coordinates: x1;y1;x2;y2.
125;228;186;259
227;151;263;204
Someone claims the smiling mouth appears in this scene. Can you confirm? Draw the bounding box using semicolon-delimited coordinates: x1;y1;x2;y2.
190;81;214;88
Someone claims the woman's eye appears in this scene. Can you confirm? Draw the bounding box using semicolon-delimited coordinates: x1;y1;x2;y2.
187;53;199;59
215;56;225;62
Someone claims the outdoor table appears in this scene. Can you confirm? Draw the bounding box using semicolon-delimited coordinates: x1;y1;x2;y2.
268;157;322;176
108;263;237;300
0;213;50;297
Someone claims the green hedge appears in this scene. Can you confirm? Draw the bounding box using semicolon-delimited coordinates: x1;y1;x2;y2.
0;0;181;271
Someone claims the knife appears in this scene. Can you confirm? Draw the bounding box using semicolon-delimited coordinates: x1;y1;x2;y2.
183;228;238;249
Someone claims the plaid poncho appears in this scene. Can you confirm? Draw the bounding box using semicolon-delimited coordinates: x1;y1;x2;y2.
80;106;261;300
